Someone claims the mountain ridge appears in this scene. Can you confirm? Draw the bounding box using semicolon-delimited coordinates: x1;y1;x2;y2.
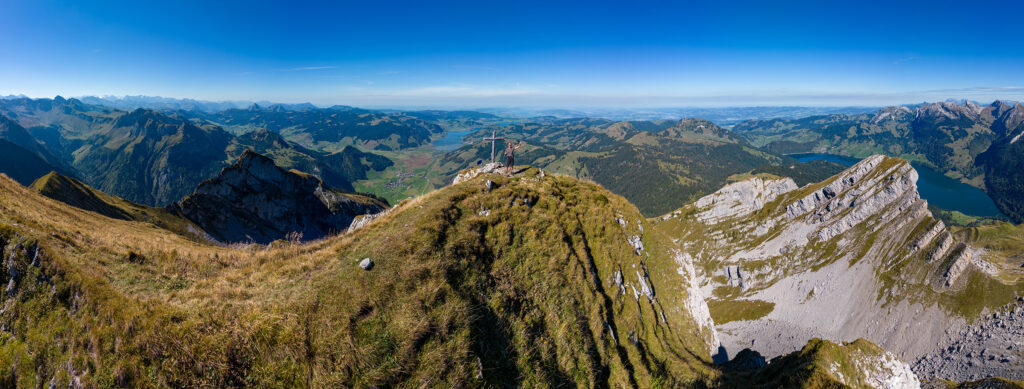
733;100;1024;222
654;154;1024;380
29;171;212;241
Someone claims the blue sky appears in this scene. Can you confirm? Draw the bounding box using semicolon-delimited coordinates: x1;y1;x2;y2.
2;0;1023;107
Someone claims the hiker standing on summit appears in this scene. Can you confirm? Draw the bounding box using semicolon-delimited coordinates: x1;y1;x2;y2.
504;141;523;177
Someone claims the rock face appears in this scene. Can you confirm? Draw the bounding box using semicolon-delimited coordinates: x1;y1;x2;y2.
694;177;797;224
171;150;387;244
655;155;1016;381
674;250;721;355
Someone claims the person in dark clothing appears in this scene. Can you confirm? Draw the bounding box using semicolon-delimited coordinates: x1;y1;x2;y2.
504;141;523;176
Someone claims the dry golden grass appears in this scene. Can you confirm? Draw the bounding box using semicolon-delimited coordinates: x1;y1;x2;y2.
0;170;719;387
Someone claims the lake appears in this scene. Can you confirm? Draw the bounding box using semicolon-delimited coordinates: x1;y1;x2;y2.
432;129;475;151
789;153;1007;218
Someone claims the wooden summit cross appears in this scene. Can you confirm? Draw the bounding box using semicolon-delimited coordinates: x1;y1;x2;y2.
483;130;505;163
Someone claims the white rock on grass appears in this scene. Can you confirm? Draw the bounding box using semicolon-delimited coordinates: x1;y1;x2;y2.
359;258;374;270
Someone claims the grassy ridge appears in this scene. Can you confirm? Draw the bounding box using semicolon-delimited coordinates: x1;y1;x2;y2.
29;171;206;240
0;169;717;387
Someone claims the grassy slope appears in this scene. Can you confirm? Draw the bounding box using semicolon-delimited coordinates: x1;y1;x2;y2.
29;172;206;240
0;169;717;387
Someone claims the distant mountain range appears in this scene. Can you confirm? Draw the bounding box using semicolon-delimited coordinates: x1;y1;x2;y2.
0;97;395;206
2;95;1022;224
34;95;893;124
472;105;884;124
184;103;444;151
733;100;1024;222
73;95;317;113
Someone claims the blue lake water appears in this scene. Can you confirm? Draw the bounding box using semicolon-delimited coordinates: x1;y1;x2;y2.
789;153;1007;218
432;129;475;150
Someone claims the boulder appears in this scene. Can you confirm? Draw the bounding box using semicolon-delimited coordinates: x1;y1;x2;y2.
359;258;374;270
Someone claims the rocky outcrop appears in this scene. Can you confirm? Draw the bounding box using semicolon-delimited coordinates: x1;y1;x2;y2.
347;209;391;233
694;177;797;224
784;154;886;220
807;160;919;242
654;155;1012;381
171;150;387;244
909;220;945;252
927;232;954;262
706;155;928;271
736;338;921;388
857;351;921;389
939;243;972;288
452;162;504;185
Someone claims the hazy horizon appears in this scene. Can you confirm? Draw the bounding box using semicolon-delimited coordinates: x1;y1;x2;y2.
3;1;1024;107
7;93;1023;113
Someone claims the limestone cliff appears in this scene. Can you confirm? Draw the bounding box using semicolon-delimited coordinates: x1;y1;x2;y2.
655;155;1023;381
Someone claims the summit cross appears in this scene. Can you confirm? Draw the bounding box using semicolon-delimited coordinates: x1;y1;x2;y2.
483;130;505;163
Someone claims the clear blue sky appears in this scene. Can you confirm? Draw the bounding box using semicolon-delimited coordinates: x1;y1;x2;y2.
2;0;1023;107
